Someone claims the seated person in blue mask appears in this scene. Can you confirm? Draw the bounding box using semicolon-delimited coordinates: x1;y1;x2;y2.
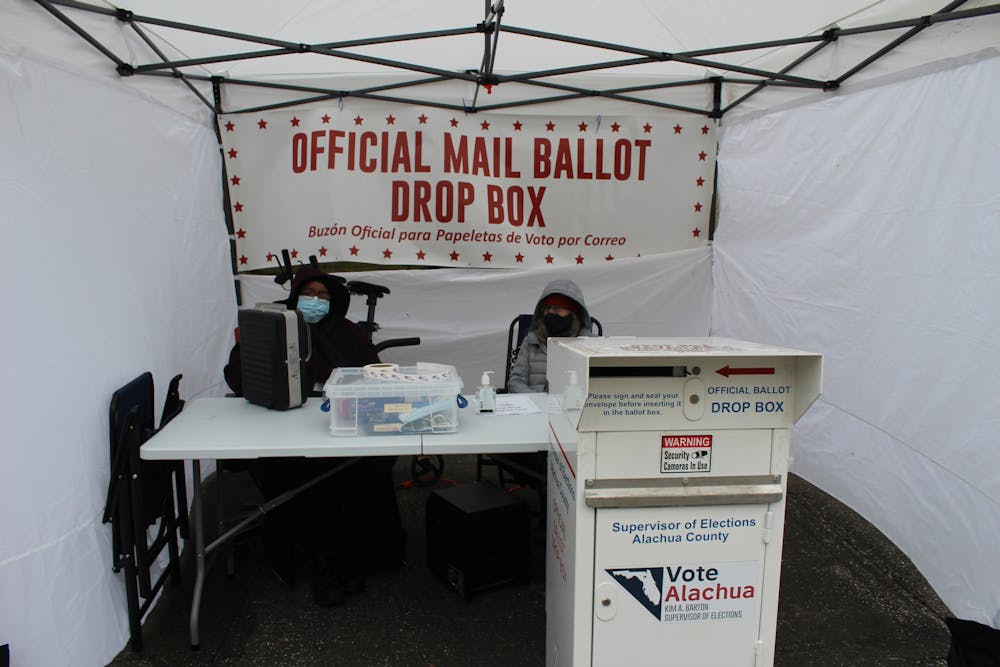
508;279;595;394
224;267;404;607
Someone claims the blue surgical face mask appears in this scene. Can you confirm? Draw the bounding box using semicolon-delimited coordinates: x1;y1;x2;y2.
296;296;330;323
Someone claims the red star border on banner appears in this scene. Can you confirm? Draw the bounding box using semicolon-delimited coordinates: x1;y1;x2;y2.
223;109;714;270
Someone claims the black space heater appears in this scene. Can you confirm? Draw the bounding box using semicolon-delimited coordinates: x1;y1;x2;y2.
238;303;310;410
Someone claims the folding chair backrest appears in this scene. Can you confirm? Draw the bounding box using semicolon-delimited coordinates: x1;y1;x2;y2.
159;374;189;539
504;314;535;392
105;371;186;650
111;372;155;443
503;314;604;391
112;373;175;529
160;373;185;427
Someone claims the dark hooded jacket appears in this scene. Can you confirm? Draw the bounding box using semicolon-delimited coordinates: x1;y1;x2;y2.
223;267;379;394
507;279;594;393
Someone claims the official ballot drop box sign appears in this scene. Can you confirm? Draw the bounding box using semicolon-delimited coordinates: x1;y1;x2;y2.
544;338;822;667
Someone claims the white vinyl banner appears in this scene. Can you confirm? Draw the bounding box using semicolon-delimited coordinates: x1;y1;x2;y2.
220;104;716;270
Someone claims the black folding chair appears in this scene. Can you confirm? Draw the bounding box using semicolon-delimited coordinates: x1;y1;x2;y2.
477;314;602;487
103;372;187;650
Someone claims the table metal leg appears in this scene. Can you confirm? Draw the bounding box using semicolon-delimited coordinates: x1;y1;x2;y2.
215;463;235;576
189;459;204;650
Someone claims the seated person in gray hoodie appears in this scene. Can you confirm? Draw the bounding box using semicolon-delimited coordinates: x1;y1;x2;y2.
508;279;594;394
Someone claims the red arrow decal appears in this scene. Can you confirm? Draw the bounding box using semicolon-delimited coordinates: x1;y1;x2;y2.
716;365;775;378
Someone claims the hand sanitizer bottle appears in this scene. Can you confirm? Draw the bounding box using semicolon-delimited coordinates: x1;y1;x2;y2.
565;370;584;410
478;371;496;412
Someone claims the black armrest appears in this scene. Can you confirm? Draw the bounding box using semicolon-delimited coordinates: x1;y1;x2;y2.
374;337;421;354
347;280;390;299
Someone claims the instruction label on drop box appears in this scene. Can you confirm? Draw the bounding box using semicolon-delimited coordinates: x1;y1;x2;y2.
661;435;712;473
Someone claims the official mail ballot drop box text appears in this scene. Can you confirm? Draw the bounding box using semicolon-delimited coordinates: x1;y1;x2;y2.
544;338;822;667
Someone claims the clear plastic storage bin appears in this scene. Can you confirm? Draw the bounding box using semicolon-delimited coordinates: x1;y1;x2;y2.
324;363;463;436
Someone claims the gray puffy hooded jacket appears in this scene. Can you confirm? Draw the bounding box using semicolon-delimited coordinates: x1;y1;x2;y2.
507;279;594;393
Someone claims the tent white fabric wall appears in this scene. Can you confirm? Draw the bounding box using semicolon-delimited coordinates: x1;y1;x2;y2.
0;51;235;664
713;48;1000;626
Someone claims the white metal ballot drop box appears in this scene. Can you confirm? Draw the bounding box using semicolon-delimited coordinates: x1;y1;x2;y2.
544;337;822;667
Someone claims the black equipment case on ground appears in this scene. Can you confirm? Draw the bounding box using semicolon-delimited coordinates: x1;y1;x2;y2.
238;303;310;410
425;481;529;599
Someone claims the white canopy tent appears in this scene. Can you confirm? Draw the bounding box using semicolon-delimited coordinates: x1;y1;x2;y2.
2;1;999;664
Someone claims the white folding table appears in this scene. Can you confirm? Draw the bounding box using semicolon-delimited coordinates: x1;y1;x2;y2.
141;394;549;647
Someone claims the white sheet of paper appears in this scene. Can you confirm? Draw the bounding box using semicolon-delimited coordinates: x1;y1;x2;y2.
494;394;543;415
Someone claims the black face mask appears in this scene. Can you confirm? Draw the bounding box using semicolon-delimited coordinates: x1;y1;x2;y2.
543;312;574;336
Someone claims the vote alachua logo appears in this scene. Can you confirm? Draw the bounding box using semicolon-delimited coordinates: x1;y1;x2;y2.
608;562;758;622
607;568;664;619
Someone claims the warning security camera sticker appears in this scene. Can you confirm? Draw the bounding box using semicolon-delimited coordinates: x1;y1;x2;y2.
661;435;712;473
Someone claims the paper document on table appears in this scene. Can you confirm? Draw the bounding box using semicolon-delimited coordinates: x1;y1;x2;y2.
494;394;543;415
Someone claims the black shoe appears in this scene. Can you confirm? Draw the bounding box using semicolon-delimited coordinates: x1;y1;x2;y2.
311;564;345;607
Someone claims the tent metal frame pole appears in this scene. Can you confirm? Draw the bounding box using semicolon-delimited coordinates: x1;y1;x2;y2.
603;78;713;94
477;82;710;116
46;0;302;47
711;77;723;119
471;0;499;109
174;73;450;98
33;0;128;69
290;46;481;84
132;40;481;84
143;71;475;115
229;92;471;115
721;38;837;115
668;55;826;88
828;3;1000;38
125;20;214;111
835;0;970;86
496;53;825;89
211;77;242;306
34;0;1000;118
495;56;659;83
484;0;504;81
131;27;480;75
500;25;826;86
